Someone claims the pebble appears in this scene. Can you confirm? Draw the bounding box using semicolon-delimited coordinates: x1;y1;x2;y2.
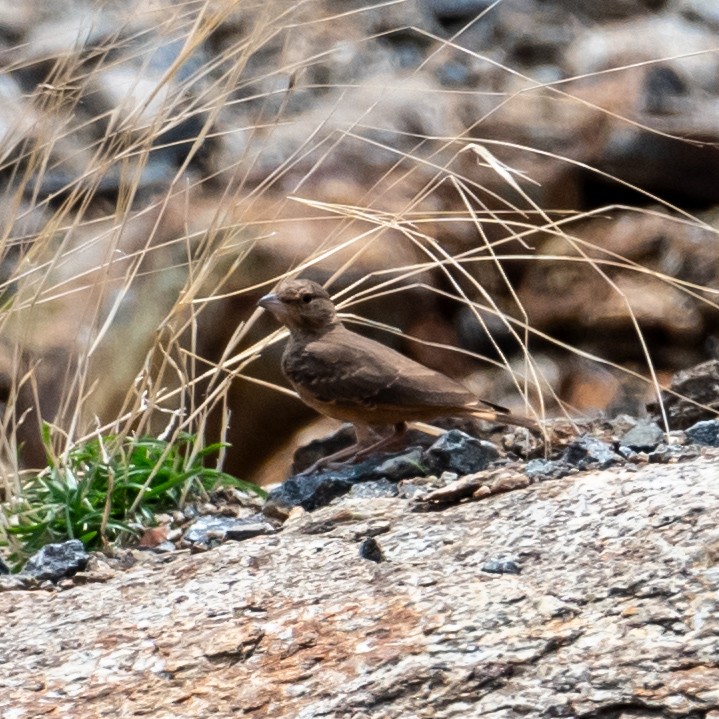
619;421;664;452
359;537;385;563
423;430;501;475
22;539;89;582
685;420;719;447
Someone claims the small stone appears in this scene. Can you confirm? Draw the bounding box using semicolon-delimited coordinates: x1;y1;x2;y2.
183;505;199;519
264;472;355;513
359;537;384;563
397;479;435;500
619;421;664;451
348;479;398;499
525;459;572;481
439;471;459;483
0;575;35;592
22;540;89;582
152;541;177;554
372;449;426;481
685;419;719;447
416;474;485;504
138;526;169;548
647;443;685;464
183;514;275;546
563;435;619;470
224;517;276;542
617;445;638;461
482;559;521;575
423;430;501;475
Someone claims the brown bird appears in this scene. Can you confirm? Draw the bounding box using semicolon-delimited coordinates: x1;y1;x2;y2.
258;279;537;470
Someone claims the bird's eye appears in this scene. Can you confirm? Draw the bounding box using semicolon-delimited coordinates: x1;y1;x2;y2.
301;293;313;304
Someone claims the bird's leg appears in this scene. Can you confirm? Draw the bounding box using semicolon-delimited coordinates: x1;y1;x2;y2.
299;422;408;475
348;422;407;463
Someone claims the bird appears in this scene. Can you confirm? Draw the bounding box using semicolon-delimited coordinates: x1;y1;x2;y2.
258;278;537;471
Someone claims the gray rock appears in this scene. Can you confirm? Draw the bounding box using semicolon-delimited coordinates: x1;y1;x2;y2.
617;445;638;461
649;359;719;429
152;541;177;554
619;421;664;451
183;515;275;546
372;449;425;481
525;458;573;481
0;575;36;592
685;419;719;447
647;443;685;463
224;517;277;542
423;430;501;475
348;479;399;499
266;446;430;514
563;435;620;470
482;559;521;575
359;537;384;563
264;471;357;513
291;425;356;474
22;540;89;582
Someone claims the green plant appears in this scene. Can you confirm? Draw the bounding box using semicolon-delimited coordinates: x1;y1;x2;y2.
0;430;266;570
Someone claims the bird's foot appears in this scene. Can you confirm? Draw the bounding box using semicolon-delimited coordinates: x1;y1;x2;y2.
295;422;408;476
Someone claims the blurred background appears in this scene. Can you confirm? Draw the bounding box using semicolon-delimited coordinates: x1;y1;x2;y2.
0;0;717;483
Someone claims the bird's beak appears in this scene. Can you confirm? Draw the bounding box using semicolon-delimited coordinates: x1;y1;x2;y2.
258;292;283;314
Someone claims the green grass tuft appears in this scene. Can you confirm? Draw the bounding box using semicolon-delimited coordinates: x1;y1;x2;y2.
0;429;266;571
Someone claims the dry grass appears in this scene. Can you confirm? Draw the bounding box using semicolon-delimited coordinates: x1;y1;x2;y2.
0;0;716;509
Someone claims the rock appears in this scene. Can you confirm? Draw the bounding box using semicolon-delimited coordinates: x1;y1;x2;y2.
617;445;639;461
264;470;357;514
0;556;9;575
347;479;399;499
563;435;620;470
22;540;89;582
619;421;664;451
646;443;687;463
0;575;36;592
372;449;425;481
423;430;501;475
266;442;437;514
224;516;277;542
685;419;719;447
649;359;719;429
3;455;719;715
358;537;384;563
415;473;485;504
482;559;521;575
183;515;275;546
152;541;177;554
525;458;573;481
138;526;170;549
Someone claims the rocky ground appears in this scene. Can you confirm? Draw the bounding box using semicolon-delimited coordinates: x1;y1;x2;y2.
2;411;719;718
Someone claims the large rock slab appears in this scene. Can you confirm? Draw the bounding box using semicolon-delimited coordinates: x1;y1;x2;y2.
2;454;719;717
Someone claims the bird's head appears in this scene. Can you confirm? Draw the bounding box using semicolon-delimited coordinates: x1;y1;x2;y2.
258;279;339;336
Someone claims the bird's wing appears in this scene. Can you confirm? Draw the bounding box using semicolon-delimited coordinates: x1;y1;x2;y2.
285;327;483;411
